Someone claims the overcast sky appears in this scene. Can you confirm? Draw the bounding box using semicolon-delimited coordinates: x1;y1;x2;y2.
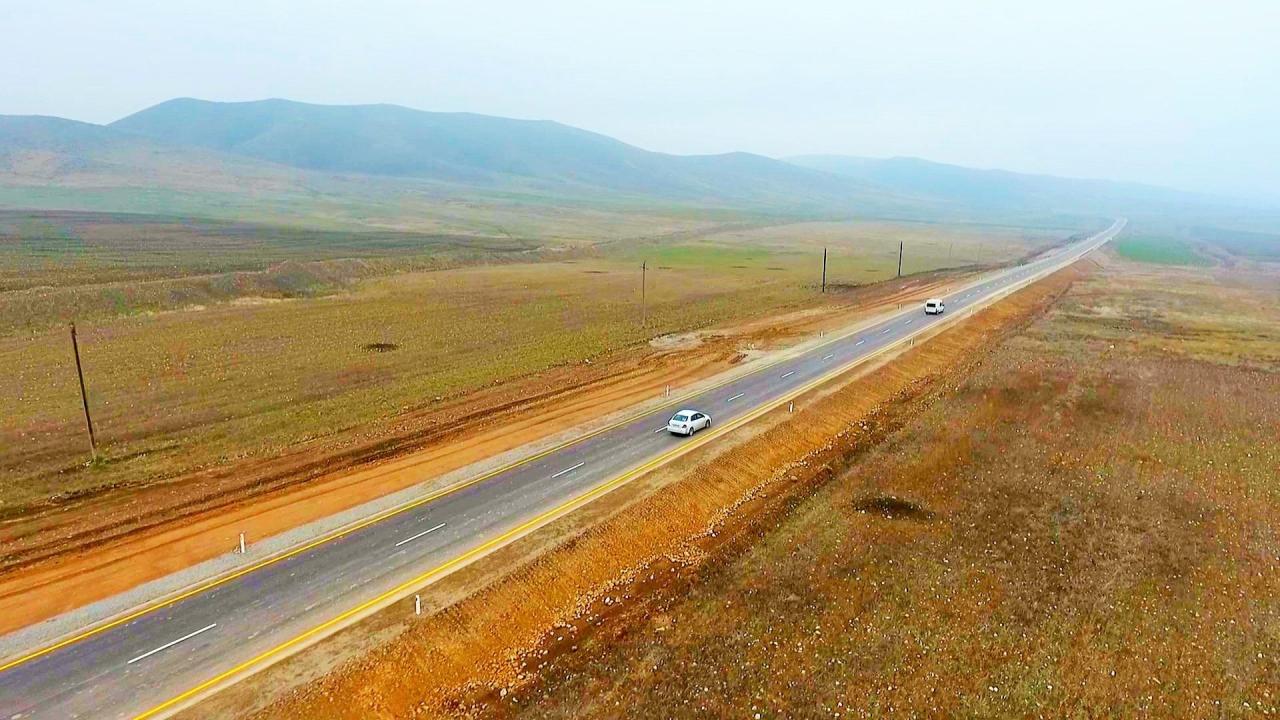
3;0;1277;199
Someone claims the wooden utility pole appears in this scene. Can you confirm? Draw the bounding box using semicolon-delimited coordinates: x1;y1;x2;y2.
640;260;647;327
70;322;97;459
897;241;904;278
821;247;828;293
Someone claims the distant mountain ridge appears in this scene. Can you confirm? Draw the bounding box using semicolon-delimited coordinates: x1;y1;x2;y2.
0;113;303;192
786;154;1212;214
0;97;1239;224
108;98;887;208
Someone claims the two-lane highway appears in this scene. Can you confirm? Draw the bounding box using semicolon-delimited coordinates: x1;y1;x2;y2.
0;219;1125;718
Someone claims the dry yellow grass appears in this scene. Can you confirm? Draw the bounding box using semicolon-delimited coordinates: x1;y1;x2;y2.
0;258;817;509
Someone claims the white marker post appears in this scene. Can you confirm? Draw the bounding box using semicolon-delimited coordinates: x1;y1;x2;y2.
788;401;794;413
415;594;422;616
238;533;246;555
665;384;670;398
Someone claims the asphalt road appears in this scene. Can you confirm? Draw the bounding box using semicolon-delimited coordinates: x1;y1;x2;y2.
0;219;1125;719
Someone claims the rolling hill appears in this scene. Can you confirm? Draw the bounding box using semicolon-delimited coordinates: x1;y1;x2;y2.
2;98;1245;228
108;98;892;208
0;114;304;192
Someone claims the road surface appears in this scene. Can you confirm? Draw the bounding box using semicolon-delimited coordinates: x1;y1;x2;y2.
0;219;1125;719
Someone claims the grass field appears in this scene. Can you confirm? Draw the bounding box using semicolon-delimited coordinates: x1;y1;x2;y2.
0;259;790;508
0;207;763;334
620;220;1070;285
1194;225;1280;261
0;176;800;253
0;214;1072;514
1112;234;1211;266
0;211;544;292
0;205;734;296
488;249;1280;718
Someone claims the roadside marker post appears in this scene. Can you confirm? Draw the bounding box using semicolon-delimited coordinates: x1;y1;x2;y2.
238;533;246;555
415;595;421;616
788;401;794;413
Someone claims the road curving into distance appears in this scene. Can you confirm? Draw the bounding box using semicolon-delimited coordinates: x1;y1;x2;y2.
0;219;1125;719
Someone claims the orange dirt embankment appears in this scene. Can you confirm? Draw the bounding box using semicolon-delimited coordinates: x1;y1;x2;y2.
0;273;957;636
244;262;1089;720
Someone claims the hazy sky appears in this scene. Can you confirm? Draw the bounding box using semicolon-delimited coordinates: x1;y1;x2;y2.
3;0;1277;199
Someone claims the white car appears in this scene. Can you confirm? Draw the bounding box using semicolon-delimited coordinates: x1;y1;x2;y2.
924;298;945;315
667;409;711;436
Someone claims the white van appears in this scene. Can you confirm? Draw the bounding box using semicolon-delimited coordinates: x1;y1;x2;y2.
924;298;945;315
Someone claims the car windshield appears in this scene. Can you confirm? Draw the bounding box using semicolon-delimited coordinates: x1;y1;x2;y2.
672;413;692;422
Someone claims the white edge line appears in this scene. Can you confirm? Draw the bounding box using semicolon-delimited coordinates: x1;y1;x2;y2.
127;624;218;665
393;522;447;548
550;462;586;479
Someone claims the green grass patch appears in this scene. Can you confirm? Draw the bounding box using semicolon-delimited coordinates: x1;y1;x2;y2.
621;242;792;270
1113;236;1211;266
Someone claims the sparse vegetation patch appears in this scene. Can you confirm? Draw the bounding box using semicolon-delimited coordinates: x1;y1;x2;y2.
851;494;935;521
